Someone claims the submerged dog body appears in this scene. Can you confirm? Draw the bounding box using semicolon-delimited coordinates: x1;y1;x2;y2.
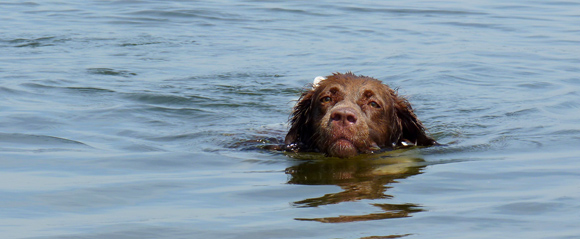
285;72;436;158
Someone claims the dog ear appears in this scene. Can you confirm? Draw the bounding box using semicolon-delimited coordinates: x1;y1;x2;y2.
285;76;326;148
393;96;437;146
285;89;315;147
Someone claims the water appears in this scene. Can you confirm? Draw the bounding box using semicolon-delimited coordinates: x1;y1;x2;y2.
1;0;579;238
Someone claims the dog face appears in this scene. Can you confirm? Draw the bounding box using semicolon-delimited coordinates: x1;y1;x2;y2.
285;72;436;158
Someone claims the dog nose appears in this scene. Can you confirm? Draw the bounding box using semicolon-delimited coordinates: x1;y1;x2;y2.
330;108;358;125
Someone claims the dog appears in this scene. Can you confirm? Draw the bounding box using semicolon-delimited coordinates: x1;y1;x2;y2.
285;72;437;158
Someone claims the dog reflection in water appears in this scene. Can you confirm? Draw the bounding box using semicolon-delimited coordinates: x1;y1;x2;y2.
286;151;425;223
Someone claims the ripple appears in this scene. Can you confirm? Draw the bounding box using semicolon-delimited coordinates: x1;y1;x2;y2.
0;86;28;97
0;133;92;151
20;83;117;98
433;21;514;31
123;92;202;106
0;2;39;6
2;36;70;48
87;68;137;77
517;81;559;90
129;9;244;22
505;108;540;117
145;106;213;118
550;100;580;111
65;87;116;94
495;202;564;215
119;41;163;47
265;7;327;16
339;7;486;16
147;132;213;142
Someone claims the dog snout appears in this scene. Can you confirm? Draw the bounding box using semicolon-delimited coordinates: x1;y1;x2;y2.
330;107;358;126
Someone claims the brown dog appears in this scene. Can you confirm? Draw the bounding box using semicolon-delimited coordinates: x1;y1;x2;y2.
285;72;437;158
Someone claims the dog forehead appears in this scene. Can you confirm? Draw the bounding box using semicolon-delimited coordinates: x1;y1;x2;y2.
317;77;384;95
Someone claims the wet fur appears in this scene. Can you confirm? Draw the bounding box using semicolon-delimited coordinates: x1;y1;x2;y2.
285;72;436;158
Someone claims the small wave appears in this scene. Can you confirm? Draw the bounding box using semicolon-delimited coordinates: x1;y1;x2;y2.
129;9;244;22
549;100;580;111
0;2;39;6
147;132;212;142
517;81;559;90
3;36;70;48
0;86;28;97
265;7;327;16
0;133;92;148
505;108;540;117
119;41;163;47
65;87;116;94
340;7;485;16
87;68;137;77
145;106;213;118
432;21;513;31
123;92;199;106
20;83;117;96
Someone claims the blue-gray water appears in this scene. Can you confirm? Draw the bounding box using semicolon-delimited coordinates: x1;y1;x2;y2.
1;1;580;238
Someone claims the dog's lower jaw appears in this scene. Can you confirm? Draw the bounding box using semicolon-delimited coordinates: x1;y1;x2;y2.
326;138;358;158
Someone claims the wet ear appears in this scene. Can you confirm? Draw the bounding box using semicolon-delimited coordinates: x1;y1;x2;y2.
393;96;437;146
285;89;315;145
285;76;325;145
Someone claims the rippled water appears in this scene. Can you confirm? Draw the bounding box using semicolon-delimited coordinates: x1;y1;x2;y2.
1;0;580;238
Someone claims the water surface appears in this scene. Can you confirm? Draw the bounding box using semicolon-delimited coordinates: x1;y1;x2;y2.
1;0;579;238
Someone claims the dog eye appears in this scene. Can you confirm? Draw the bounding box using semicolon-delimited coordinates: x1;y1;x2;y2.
321;96;332;103
369;101;380;108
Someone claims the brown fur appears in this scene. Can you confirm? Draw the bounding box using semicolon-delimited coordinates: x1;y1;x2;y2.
285;72;436;158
